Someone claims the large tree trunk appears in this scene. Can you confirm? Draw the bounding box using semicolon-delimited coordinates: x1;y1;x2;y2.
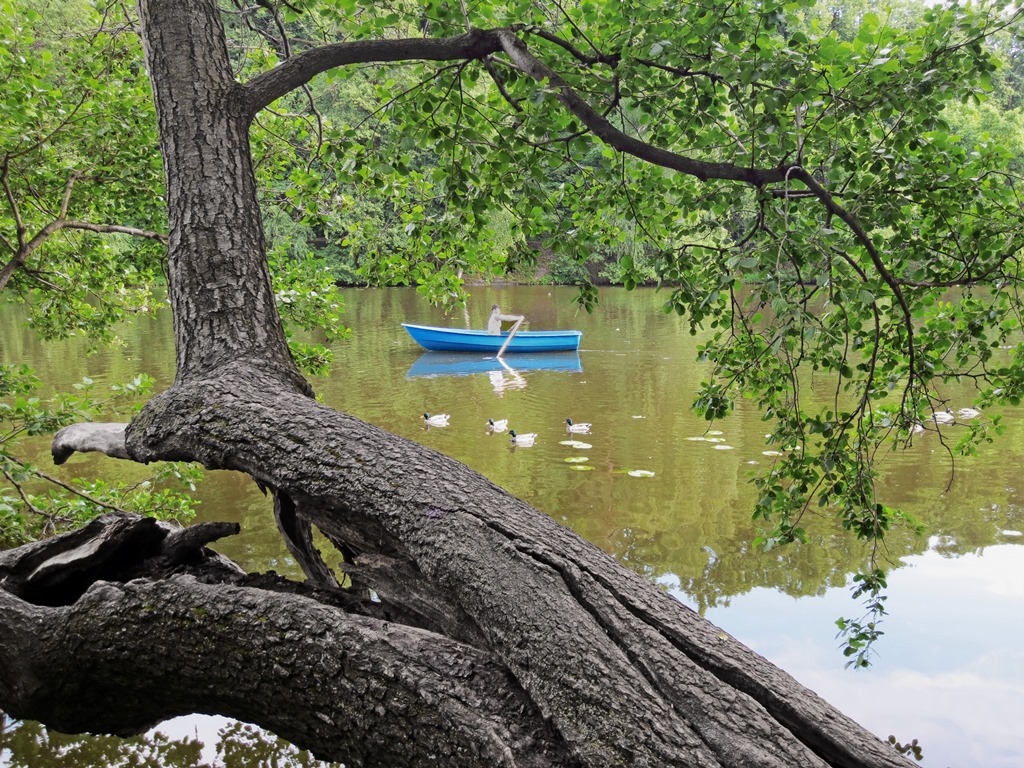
0;1;910;766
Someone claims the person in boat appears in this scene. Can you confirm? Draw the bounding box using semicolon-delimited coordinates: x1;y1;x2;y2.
487;304;524;334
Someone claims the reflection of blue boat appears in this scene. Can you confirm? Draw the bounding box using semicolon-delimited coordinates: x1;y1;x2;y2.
402;323;582;353
407;351;582;378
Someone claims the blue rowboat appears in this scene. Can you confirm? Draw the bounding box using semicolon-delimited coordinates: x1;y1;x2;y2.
402;323;582;353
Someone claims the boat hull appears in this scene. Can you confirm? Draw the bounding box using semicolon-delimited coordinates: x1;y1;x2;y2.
402;323;582;353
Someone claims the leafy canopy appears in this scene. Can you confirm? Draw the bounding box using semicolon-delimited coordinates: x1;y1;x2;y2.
0;0;165;341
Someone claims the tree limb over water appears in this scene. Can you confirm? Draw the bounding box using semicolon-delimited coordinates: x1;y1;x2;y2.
51;423;131;465
1;482;906;767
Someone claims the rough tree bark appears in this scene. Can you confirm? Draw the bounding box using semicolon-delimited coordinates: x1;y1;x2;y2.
0;1;910;766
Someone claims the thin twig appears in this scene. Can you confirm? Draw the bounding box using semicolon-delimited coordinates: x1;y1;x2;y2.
2;468;45;517
25;463;133;515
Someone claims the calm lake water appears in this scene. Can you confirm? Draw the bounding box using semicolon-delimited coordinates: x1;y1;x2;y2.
2;285;1023;767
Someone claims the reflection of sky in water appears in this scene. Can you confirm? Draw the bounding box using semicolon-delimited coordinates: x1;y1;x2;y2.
149;715;233;764
676;545;1024;768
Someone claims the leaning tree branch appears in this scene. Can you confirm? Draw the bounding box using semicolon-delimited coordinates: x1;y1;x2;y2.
493;29;792;185
0;215;167;292
57;171;79;219
45;220;167;244
544;0;606;61
0;156;27;252
52;422;132;465
787;167;916;379
527;25;616;67
482;57;524;112
241;29;510;116
634;57;725;84
490;21;917;351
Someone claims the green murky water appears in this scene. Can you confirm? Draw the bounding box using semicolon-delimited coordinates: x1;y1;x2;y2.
2;285;1022;767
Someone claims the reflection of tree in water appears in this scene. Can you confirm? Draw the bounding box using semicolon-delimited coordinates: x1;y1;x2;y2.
216;721;340;768
602;514;934;615
587;427;1024;614
0;715;340;768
